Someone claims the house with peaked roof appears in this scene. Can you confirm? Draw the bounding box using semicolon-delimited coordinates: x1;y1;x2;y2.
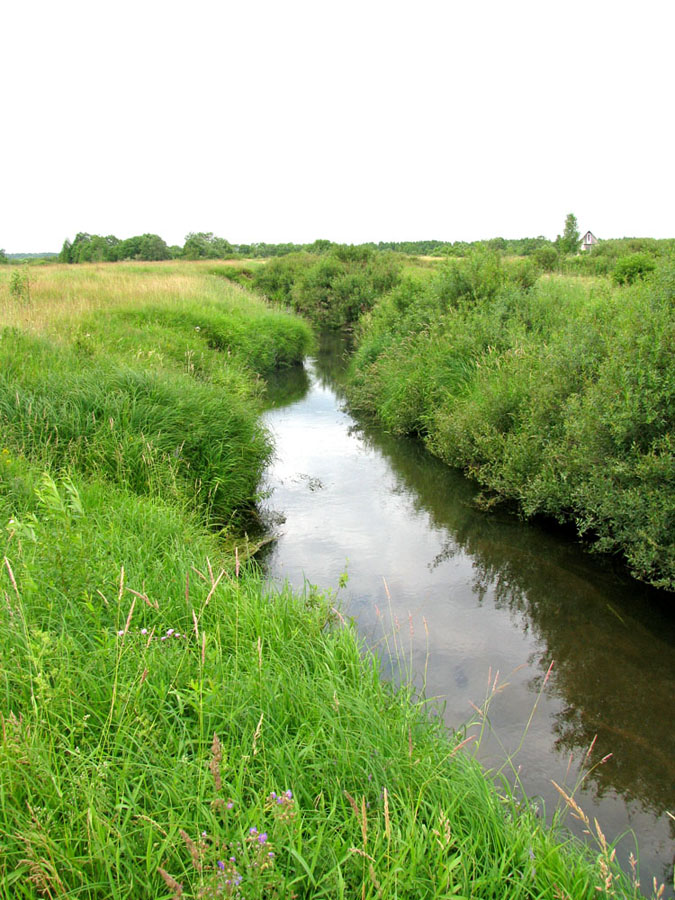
581;230;598;251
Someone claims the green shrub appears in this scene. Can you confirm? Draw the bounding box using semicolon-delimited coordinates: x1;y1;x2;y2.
348;263;675;590
533;244;559;272
253;253;314;306
612;252;657;285
254;249;401;328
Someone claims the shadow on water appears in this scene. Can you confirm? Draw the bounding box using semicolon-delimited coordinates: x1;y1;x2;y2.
360;421;675;812
263;363;311;410
261;329;675;892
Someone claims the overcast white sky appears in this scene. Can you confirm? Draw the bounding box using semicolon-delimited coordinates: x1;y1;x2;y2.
2;0;673;252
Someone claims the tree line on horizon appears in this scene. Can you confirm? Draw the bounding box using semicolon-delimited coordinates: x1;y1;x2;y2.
1;214;672;269
54;232;560;264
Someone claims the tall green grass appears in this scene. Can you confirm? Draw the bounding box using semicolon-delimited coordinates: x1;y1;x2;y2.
348;258;675;591
75;296;313;376
0;267;313;526
0;454;646;898
0;330;271;526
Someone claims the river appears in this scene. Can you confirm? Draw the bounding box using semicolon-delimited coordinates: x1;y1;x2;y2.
259;331;675;895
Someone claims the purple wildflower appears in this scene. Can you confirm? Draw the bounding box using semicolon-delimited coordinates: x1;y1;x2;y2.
249;827;258;836
117;630;124;636
217;860;225;871
226;801;234;809
140;627;148;635
257;832;268;844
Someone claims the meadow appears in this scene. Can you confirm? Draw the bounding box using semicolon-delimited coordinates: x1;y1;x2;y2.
0;261;655;897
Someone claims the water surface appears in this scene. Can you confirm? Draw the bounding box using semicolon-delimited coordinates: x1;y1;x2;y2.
260;332;675;893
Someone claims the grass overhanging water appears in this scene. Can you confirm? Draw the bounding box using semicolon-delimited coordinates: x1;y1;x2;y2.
0;261;663;897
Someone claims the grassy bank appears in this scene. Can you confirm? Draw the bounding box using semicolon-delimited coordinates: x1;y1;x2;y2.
0;262;651;897
347;254;675;592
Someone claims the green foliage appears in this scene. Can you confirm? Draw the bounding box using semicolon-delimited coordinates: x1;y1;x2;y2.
561;238;673;278
348;261;675;591
208;264;256;286
9;267;30;303
612;252;657;285
252;253;314;306
67;232;121;263
0;248;8;265
556;213;581;256
117;233;171;261
58;238;72;263
533;244;559;272
254;248;401;328
183;232;234;260
61;232;171;263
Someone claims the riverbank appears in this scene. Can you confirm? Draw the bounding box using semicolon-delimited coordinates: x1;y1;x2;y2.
346;255;675;593
0;262;653;897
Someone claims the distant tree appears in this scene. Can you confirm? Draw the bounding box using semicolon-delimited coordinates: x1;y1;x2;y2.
58;239;72;263
508;236;551;256
102;235;121;261
305;239;334;254
68;233;90;263
183;232;234;259
487;237;507;252
556;213;581;255
0;248;8;265
117;233;170;261
139;234;171;261
68;232;120;263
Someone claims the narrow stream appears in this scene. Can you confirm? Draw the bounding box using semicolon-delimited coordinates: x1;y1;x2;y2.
260;331;675;894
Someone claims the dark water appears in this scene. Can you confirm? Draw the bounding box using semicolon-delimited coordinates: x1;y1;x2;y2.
260;331;675;895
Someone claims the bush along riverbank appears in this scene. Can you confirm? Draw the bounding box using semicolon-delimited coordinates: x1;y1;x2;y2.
253;245;401;328
0;262;656;897
347;252;675;593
